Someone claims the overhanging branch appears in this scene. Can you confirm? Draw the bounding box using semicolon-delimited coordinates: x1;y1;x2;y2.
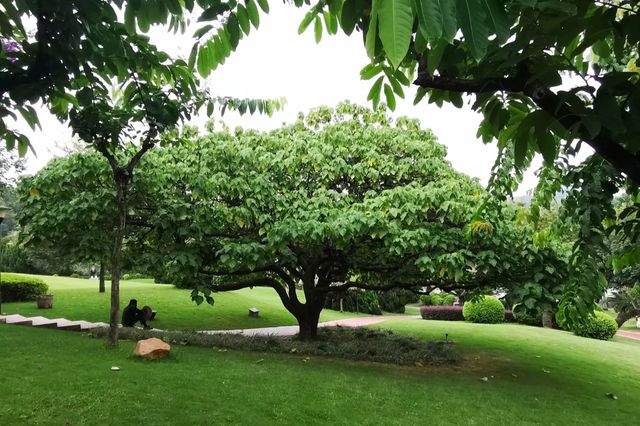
413;67;640;184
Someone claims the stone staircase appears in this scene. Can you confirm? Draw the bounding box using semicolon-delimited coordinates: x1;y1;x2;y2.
0;314;108;332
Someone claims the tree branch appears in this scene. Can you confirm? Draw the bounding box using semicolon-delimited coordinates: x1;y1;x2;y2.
413;69;640;184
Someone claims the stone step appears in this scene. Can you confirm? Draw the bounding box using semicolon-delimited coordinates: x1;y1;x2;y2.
51;318;82;331
2;314;33;326
30;316;59;328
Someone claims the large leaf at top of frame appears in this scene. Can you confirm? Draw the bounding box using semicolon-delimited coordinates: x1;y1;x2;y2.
377;0;414;69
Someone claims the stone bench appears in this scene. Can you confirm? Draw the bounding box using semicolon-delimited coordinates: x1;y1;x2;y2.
248;307;259;317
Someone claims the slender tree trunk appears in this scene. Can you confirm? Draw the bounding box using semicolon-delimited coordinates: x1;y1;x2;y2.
99;261;105;293
615;308;640;328
108;176;128;347
542;310;555;328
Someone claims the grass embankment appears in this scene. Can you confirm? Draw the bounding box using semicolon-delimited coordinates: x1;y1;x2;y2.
2;320;640;424
1;274;371;330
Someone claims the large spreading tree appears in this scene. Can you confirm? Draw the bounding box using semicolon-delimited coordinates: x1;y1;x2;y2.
132;103;568;339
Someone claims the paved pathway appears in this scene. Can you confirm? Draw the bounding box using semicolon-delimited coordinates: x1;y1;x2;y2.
6;312;636;339
1;313;420;336
616;330;640;341
202;315;421;336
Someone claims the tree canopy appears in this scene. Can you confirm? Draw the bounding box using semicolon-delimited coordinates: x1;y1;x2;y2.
130;103;568;338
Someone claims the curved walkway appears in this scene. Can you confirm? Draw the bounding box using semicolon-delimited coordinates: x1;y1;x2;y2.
202;315;421;337
3;312;639;339
616;330;640;341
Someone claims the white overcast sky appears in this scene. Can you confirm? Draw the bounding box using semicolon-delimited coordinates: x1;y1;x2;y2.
18;2;544;194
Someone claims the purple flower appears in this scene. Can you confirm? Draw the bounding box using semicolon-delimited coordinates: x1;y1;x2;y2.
2;39;19;63
2;40;19;52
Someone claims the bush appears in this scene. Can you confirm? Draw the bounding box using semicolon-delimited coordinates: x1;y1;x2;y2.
420;306;464;321
70;273;81;278
512;305;543;327
419;294;432;305
0;273;49;302
325;289;382;315
572;312;618;340
122;273;149;280
430;293;444;305
463;296;505;323
442;294;456;306
378;288;417;313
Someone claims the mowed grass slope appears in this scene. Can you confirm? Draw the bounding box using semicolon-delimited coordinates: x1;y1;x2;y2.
1;274;366;330
378;320;640;422
2;320;640;425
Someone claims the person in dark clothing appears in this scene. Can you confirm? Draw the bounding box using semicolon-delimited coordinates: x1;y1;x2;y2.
121;299;151;329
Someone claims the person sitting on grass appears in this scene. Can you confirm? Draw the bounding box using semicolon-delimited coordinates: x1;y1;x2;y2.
122;299;151;329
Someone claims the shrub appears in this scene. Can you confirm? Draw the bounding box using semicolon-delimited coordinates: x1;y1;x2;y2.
378;288;417;313
420;294;432;305
442;294;456;306
70;273;81;278
512;305;543;327
0;273;49;302
122;273;148;281
325;289;382;315
430;293;444;305
572;312;618;340
463;296;505;323
420;306;464;321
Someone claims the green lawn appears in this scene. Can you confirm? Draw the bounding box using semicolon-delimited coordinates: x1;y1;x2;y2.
2;319;640;424
1;274;369;330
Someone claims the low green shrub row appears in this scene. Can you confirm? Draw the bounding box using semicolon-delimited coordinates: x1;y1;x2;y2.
0;273;49;302
95;326;459;366
122;273;149;280
420;292;456;306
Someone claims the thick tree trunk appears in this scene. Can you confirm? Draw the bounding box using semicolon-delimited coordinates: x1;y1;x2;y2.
615;308;640;328
98;261;105;293
108;177;128;347
297;306;322;341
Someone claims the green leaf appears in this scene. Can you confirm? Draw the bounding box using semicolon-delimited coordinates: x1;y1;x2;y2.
246;0;260;28
193;24;213;39
514;125;530;167
427;40;448;75
367;76;384;109
456;0;489;60
314;16;323;43
341;0;365;35
360;63;383;80
237;5;251;34
414;87;428;105
414;0;443;40
535;129;556;165
480;0;509;43
594;91;625;136
227;14;241;49
256;0;269;13
197;41;213;77
377;0;413;69
365;3;379;59
18;106;40;131
298;12;315;34
124;4;136;34
384;83;396;110
199;4;229;22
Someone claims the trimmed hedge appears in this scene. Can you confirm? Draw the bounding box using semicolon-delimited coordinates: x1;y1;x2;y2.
1;273;49;302
572;312;618;340
463;296;505;323
122;273;149;280
420;306;464;321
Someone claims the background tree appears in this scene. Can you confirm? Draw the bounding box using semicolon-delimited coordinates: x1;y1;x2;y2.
17;153;115;292
134;103;568;339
